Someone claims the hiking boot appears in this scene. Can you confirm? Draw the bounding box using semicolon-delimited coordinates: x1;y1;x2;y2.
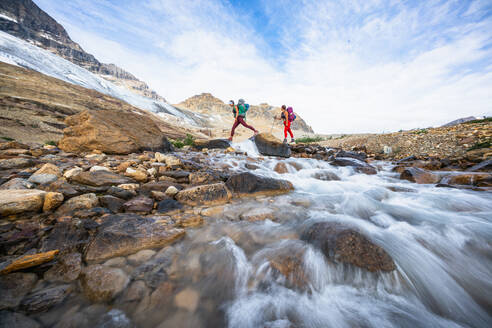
291;138;295;143
283;138;287;144
228;136;233;142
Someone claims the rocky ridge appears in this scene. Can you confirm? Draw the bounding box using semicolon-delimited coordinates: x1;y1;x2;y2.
0;0;166;102
175;93;314;140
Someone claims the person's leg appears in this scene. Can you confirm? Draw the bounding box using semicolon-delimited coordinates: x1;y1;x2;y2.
284;123;288;138
237;116;258;133
229;119;240;140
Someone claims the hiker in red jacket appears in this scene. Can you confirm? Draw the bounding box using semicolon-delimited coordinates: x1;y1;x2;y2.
228;99;258;142
279;105;295;143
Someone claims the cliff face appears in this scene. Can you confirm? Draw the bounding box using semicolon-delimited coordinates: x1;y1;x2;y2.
176;93;315;138
0;0;166;102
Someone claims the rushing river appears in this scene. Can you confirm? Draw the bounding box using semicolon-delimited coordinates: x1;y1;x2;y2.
36;141;492;328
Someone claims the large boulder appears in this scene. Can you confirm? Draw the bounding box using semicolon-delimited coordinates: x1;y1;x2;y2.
301;222;396;272
400;167;440;184
58;110;172;154
225;172;294;196
175;183;232;205
193;139;230;150
254;133;291;158
85;214;185;263
0;190;46;217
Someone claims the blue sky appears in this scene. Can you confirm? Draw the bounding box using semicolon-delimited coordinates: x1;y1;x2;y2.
34;0;492;134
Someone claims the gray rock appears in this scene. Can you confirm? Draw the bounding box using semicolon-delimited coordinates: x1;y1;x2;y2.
156;199;183;213
0;178;34;190
122;196;153;213
99;195;125;213
19;285;72;313
0;158;34;170
44;253;82;283
0;311;40;328
71;171;133;188
0;273;38;310
55;193;99;215
225;172;294;196
27;174;58;185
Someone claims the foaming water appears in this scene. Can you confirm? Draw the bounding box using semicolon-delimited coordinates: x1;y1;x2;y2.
37;143;492;327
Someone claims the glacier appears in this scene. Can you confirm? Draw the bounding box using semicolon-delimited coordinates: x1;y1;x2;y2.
0;31;200;126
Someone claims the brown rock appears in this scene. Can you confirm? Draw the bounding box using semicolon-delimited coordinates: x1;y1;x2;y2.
42;192;64;212
44;253;82;283
175;183;232;206
302;222;395;272
80;265;129;302
176;215;204;228
0;141;29;150
71;170;132;187
85;214;185;263
58;110;173;155
0;250;59;274
0;189;46;217
188;171;220;185
400;167;440;184
55;193;99;215
0;273;38;310
274;162;289;174
123;196;154;213
32;163;61;177
225;172;294;196
446;173;492;187
125;167;148;182
116;161;133;172
19;285;72;314
269;250;308;290
174;288;200;312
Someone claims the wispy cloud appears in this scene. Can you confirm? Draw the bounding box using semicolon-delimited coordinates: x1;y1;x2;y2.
34;0;492;133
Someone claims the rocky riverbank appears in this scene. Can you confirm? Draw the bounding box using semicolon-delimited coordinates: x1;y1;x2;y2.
0;133;491;327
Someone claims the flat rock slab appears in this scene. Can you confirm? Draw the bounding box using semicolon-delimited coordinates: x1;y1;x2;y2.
226;172;294;196
254;133;291;158
0;189;46;217
71;170;133;187
0;250;59;274
193;139;230;150
0;158;34;170
19;285;72;314
175;183;231;206
85;214;185;263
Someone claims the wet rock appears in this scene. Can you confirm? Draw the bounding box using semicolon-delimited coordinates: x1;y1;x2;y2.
336;150;367;161
446;173;492;187
301;222;396;272
245;163;259;170
254;133;291;158
0;273;38;310
193;139;230;150
176;215;204;228
95;309;133;328
174;288;199;312
99;195;125;213
127;249;156;266
400;167;440;184
225;172;294;196
119;280;149;304
80;265;129;302
269;249;308;290
331;157;377;175
44;253;82;283
0;250;59;274
58;110;172;154
0;178;34;190
466;159;492;172
103;257;127;268
240;208;275;222
19;285;72;314
313;171;341;181
274;162;289;174
123;196;153;213
85;214;185;262
0;311;40;328
70;171;132;188
188;171;220;185
0;189;46;216
176;183;232;206
107;186;136;200
0;158;34;170
156;199;183;213
55;193;99;215
42;192;64;212
40;222;89;253
27;174;58;185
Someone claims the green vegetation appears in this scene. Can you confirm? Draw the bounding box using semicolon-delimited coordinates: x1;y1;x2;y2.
1;136;14;141
45;140;57;146
414;129;428;135
171;134;194;149
295;136;324;144
464;117;492;124
467;139;491;151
